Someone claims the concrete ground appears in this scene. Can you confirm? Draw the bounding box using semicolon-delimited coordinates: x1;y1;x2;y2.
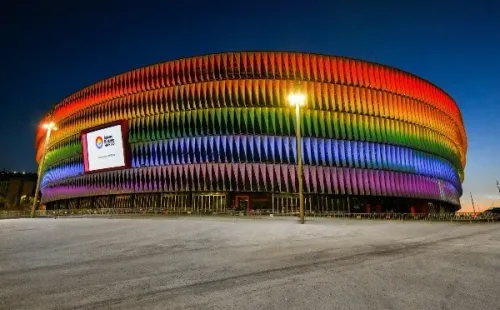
0;218;499;310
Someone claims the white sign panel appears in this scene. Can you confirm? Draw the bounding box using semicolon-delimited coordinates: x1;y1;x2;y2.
84;124;126;172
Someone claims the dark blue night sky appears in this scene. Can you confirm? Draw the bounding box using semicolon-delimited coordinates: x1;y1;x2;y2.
1;0;499;211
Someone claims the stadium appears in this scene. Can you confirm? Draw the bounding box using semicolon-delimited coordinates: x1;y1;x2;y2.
36;51;467;214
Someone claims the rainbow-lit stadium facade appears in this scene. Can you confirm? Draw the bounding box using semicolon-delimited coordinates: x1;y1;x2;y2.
36;51;467;213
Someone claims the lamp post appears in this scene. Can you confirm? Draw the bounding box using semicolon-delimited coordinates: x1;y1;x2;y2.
31;121;57;217
288;91;306;224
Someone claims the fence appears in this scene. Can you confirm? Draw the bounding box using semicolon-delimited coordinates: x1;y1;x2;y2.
2;209;499;222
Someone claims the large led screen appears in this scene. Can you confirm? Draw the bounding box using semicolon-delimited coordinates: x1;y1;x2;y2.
82;121;130;173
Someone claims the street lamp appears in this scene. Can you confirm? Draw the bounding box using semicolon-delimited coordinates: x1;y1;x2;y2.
288;91;306;224
31;121;57;217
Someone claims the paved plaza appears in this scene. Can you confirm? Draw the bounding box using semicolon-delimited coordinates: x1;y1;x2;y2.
1;218;499;309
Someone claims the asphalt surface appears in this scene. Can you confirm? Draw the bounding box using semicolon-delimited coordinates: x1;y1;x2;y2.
1;217;499;310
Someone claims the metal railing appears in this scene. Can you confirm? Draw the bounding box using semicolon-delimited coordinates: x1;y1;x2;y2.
2;209;499;222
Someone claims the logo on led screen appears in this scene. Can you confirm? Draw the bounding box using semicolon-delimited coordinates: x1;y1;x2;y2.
95;135;115;150
95;136;104;149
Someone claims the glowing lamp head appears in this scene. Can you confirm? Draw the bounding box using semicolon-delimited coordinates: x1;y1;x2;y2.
287;92;306;107
42;122;57;131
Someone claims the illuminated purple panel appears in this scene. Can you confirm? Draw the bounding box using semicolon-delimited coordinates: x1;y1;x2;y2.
267;164;274;192
360;168;366;196
356;168;363;196
219;164;226;191
324;166;332;194
348;168;355;195
333;167;342;195
259;164;267;192
386;171;393;196
186;164;192;191
400;172;406;196
222;163;230;191
250;163;257;191
406;173;412;197
278;164;286;192
361;169;369;196
149;167;155;191
355;169;363;196
317;166;325;193
349;168;359;195
368;169;375;196
303;166;310;193
180;165;186;191
407;173;412;197
417;175;426;197
417;175;426;195
402;173;411;197
255;163;263;192
236;163;243;191
348;167;356;195
289;165;296;192
193;164;200;191
376;170;384;195
163;166;170;191
390;171;396;196
196;164;202;191
337;168;349;195
172;166;178;191
412;175;418;198
394;171;401;196
208;163;214;191
310;166;318;193
283;164;290;192
406;173;411;197
249;163;255;191
152;167;158;191
232;164;239;191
